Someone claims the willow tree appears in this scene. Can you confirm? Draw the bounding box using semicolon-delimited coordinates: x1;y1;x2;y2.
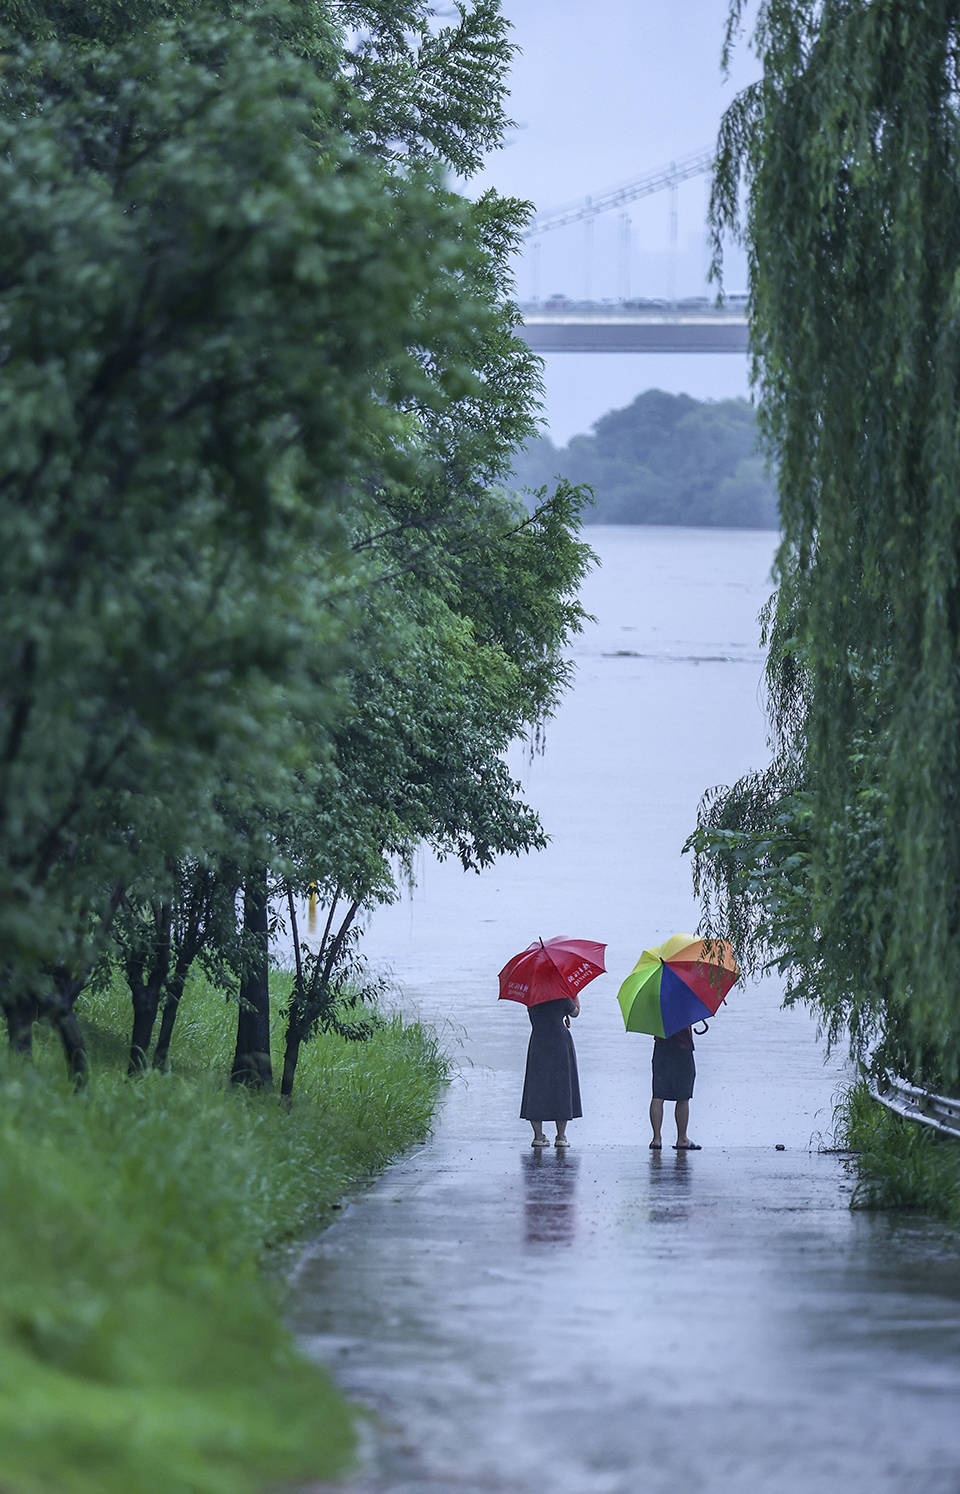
688;0;960;1086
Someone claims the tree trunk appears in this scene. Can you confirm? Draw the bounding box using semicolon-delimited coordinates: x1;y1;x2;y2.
54;1008;89;1087
152;966;189;1071
280;887;305;1099
151;867;221;1072
279;897;361;1100
4;997;36;1056
128;982;160;1074
126;901;172;1074
46;886;121;1086
231;866;273;1088
280;1023;302;1099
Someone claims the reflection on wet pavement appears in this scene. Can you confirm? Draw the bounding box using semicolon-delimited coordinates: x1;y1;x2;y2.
521;1149;580;1245
292;1114;960;1492
292;1097;960;1493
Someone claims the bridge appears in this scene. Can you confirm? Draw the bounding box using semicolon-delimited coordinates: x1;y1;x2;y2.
517;299;748;354
517;146;749;350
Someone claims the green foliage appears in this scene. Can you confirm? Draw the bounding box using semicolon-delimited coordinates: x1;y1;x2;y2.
6;0;342;63
835;1081;960;1220
0;0;584;1477
511;390;779;527
0;0;592;1079
276;478;593;1093
690;0;960;1086
0;968;449;1494
292;482;593;889
0;9;480;988
340;0;515;177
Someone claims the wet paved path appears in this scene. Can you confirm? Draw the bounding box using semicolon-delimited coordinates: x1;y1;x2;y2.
290;988;960;1494
287;530;960;1492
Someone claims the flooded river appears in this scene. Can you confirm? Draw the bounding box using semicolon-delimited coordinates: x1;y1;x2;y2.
289;526;960;1493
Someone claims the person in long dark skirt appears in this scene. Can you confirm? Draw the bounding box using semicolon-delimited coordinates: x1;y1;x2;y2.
520;994;581;1147
649;1025;701;1150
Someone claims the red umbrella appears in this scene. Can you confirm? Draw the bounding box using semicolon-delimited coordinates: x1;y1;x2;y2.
498;936;607;1006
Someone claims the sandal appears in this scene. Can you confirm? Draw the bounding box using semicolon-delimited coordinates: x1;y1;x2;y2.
673;1141;702;1150
649;1140;662;1150
531;1136;550;1147
554;1136;570;1148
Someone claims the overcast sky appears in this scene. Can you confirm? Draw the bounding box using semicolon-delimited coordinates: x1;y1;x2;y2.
472;2;761;443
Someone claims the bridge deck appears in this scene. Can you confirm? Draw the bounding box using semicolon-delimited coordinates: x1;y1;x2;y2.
518;311;749;354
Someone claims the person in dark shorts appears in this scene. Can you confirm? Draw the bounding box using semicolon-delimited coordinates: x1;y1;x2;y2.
650;1025;701;1150
520;994;581;1148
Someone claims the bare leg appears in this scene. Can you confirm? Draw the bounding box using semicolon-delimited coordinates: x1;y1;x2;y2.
649;1096;663;1148
555;1122;569;1146
530;1121;548;1146
675;1100;690;1146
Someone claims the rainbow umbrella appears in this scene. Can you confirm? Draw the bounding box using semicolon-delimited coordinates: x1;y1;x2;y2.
617;933;738;1036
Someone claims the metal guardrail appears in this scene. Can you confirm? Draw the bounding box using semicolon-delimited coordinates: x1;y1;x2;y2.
872;1072;960;1139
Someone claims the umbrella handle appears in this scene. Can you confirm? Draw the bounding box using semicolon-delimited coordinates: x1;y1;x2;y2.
693;1020;709;1035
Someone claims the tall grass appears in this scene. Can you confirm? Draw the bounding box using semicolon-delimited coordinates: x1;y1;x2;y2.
835;1079;960;1220
0;969;449;1494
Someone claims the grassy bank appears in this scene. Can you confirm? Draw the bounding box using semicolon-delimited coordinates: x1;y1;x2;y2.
836;1080;960;1220
0;971;449;1494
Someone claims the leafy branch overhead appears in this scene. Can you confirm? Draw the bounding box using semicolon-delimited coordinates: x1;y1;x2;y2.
0;0;594;1092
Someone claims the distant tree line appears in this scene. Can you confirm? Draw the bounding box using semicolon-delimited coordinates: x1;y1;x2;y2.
0;0;592;1096
512;389;778;528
